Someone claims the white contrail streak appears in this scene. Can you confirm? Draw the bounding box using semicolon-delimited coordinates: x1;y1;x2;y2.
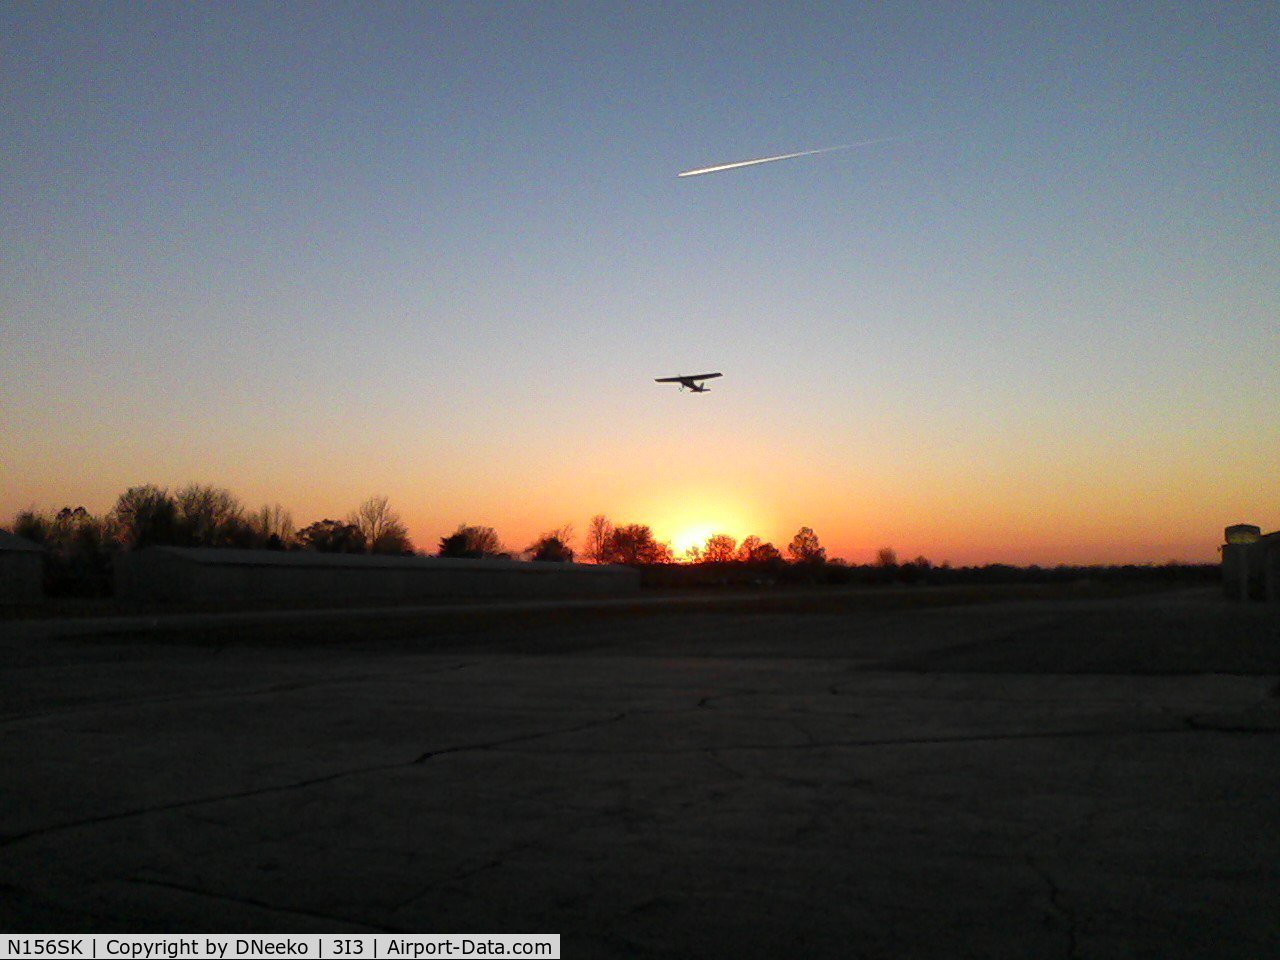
676;137;898;178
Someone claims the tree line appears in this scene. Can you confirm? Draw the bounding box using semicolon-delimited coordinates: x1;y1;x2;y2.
578;516;827;567
7;484;413;596
3;482;835;596
5;483;1215;598
13;486;412;553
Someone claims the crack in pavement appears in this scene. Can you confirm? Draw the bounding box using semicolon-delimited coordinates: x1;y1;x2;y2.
123;875;400;932
412;711;629;762
702;750;749;781
694;689;760;709
0;762;408;848
5;707;1271;850
0;712;630;848
1025;855;1080;960
786;717;820;746
824;681;1267;706
6;709;1268;849
387;837;548;913
1180;713;1280;734
493;722;1261;757
0;662;484;727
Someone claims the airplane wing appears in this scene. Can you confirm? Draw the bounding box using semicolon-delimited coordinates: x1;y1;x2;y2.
654;372;723;383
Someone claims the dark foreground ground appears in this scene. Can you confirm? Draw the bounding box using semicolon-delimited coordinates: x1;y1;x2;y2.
2;586;1278;958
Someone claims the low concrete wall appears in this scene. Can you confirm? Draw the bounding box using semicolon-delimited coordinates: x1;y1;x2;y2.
114;547;640;604
0;531;44;604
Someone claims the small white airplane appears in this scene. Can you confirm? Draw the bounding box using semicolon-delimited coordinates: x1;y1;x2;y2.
655;372;723;393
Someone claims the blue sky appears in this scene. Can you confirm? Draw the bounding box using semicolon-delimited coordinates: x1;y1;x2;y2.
3;2;1276;563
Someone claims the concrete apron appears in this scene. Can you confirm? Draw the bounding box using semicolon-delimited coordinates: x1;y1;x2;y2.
1;590;1277;958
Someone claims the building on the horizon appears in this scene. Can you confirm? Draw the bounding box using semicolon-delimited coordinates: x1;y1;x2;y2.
1220;524;1279;602
0;529;43;604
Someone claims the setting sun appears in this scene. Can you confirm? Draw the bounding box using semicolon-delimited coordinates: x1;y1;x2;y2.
641;491;764;562
670;525;717;560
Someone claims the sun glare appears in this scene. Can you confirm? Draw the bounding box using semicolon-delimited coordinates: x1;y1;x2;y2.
672;526;717;560
640;491;768;562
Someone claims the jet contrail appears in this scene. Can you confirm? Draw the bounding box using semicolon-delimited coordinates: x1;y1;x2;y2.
676;137;898;178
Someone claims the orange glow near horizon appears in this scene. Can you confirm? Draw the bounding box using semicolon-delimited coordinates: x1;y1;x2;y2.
0;459;1268;568
637;490;766;562
0;446;1272;567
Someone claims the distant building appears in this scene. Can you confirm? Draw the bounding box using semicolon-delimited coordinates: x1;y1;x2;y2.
0;530;44;604
1221;524;1279;602
114;547;640;604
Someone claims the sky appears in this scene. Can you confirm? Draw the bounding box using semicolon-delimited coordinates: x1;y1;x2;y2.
2;2;1276;565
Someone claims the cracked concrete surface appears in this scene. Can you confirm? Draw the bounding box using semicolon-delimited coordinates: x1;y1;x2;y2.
1;587;1278;957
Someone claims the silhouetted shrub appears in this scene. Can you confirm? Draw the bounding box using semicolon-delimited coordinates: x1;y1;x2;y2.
296;519;367;553
111;484;179;548
174;483;249;547
439;524;502;559
602;524;673;565
788;526;827;565
11;506;115;596
528;534;574;562
701;533;738;563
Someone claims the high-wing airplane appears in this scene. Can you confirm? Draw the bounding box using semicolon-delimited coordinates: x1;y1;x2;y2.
654;372;723;393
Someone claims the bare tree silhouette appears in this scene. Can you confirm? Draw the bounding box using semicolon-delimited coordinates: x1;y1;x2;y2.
349;495;413;554
174;483;248;547
248;503;295;549
586;515;614;564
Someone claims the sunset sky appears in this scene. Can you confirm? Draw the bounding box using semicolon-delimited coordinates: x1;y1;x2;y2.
3;3;1276;565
